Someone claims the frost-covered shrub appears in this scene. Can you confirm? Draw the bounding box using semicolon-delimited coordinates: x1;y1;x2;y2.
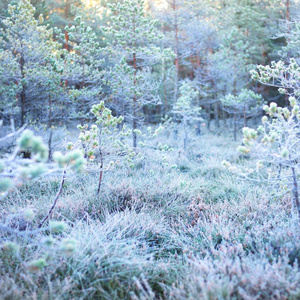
173;80;202;151
71;101;133;195
0;124;85;268
224;59;300;220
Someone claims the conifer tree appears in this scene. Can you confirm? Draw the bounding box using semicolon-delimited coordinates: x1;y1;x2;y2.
0;50;19;121
173;80;201;151
221;89;263;128
224;58;300;220
63;16;104;122
0;0;63;126
104;0;171;147
211;28;254;140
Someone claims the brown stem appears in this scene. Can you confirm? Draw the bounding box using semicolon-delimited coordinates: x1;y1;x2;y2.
234;109;237;142
291;166;300;221
20;54;25;126
207;103;211;130
243;104;246;128
183;115;188;151
64;30;69;88
196;51;201;136
133;50;137;148
214;101;220;128
173;0;179;105
48;95;53;161
96;149;104;195
38;170;66;228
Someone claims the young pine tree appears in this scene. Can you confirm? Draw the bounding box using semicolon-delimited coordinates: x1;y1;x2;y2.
221;89;263;128
211;27;254;140
173;80;201;151
224;59;300;221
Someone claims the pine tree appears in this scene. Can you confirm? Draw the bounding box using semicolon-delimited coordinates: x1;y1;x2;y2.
0;49;19;121
104;0;171;147
172;80;201;151
63;16;104;122
210;28;254;140
221;89;263;128
0;0;63;126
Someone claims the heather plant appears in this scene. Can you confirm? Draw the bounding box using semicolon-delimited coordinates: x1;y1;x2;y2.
2;1;300;298
2;132;300;299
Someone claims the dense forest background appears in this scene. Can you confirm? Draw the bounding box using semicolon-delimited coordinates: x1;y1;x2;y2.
1;0;299;145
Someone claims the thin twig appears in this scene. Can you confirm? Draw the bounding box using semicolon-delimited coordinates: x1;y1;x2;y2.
96;149;104;195
38;169;66;228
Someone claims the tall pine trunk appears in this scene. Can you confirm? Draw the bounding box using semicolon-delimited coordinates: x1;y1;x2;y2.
195;50;201;136
133;52;137;148
48;95;53;161
20;54;25;126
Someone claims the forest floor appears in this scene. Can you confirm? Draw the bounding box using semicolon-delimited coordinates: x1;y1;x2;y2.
1;128;300;300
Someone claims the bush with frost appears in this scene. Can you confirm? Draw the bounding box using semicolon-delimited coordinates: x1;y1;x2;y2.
223;59;300;220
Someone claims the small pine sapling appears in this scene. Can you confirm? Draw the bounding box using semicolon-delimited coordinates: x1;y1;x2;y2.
0;122;84;261
136;122;173;169
221;89;264;131
223;59;300;221
173;80;201;151
1;127;49;200
72;101;132;195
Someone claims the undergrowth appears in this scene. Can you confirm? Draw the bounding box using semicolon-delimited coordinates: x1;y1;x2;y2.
1;131;300;300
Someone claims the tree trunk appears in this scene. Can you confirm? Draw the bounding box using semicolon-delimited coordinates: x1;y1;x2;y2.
214;101;220;128
172;1;180;139
161;22;167;117
133;52;137;148
207;104;211;130
243;104;247;127
173;0;179;106
96;148;104;195
234;109;237;142
291;166;300;221
65;0;70;19
195;50;201;136
233;69;237;140
183;115;188;151
48;95;53;161
285;0;291;106
20;54;25;126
